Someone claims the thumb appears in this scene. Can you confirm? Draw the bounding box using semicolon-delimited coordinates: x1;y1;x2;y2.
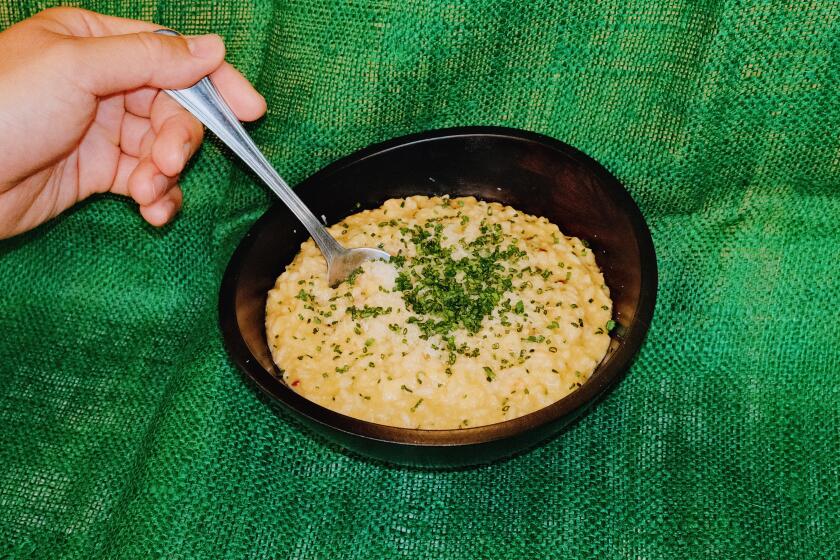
70;32;226;96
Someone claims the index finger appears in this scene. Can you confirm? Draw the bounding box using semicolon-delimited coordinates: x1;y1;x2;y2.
35;7;164;37
125;62;266;121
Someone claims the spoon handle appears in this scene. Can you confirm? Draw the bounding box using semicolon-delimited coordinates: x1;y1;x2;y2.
154;30;343;259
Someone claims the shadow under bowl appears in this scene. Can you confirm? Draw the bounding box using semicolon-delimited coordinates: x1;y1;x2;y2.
219;126;657;468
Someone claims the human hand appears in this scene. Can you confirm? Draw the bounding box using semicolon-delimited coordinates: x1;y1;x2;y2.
0;7;266;239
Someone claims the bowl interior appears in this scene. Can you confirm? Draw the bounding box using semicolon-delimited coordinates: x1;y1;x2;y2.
221;127;656;444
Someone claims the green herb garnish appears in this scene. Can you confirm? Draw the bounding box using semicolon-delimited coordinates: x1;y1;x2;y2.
345;267;363;286
393;221;525;348
347;305;391;319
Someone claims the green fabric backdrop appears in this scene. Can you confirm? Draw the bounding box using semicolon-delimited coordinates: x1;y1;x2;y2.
1;1;838;558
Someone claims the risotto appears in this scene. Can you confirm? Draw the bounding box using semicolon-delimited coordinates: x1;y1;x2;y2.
265;196;613;429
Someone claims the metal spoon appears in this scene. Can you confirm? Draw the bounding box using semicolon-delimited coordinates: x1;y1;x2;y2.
154;29;389;287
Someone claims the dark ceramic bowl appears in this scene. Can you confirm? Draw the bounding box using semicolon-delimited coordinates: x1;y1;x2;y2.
219;126;657;468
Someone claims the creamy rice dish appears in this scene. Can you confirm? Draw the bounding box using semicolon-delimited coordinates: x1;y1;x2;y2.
266;196;613;429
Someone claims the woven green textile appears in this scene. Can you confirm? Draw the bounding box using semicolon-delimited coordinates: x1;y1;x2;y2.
1;0;838;557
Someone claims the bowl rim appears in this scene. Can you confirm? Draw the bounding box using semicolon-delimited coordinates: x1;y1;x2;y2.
219;125;657;446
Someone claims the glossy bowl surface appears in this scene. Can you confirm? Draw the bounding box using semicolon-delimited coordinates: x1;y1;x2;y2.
219;126;657;467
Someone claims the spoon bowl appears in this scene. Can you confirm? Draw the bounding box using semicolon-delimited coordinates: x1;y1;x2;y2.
328;247;391;287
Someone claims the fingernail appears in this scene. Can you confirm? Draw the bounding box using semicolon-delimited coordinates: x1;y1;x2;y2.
182;142;191;163
160;200;176;223
152;173;168;198
186;34;222;58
